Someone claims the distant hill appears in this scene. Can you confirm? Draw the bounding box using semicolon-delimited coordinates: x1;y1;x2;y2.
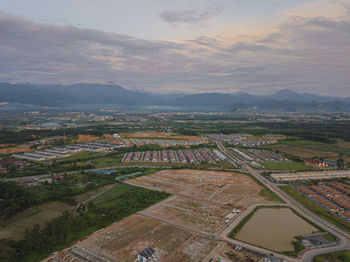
0;83;349;112
0;82;155;106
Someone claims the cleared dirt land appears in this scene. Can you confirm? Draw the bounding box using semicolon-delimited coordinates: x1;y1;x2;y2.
0;202;76;240
0;145;33;154
75;134;100;142
47;170;271;262
128;170;267;233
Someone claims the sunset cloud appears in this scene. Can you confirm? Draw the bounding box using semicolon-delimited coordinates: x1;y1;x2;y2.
0;0;349;95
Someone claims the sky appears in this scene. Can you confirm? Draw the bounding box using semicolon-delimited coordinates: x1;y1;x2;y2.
0;0;349;95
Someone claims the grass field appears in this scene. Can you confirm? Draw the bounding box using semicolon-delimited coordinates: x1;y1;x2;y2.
271;140;339;158
90;156;123;167
0;202;76;240
280;186;350;233
262;161;317;171
60;151;104;162
91;183;132;204
269;139;350;160
314;250;350;262
74;184;115;204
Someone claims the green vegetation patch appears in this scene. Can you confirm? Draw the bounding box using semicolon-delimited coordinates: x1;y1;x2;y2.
90;183;132;204
259;188;283;202
0;183;170;262
314;250;350;262
262;161;316;171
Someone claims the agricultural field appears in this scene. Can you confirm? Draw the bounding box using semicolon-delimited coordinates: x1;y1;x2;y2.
0;202;76;240
269;139;350;159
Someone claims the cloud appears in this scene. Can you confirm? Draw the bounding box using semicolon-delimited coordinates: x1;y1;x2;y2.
160;5;223;25
0;0;350;96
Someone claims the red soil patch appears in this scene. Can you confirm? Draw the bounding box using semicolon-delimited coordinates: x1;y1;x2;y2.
0;147;32;154
75;135;100;143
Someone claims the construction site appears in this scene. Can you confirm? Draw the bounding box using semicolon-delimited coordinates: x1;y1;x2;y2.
46;170;270;262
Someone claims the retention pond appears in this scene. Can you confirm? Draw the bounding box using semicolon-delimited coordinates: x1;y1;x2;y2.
235;207;318;252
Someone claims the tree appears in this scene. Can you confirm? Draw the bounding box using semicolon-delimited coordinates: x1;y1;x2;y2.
337;159;345;169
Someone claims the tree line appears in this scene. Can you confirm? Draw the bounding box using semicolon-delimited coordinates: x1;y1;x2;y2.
0;185;169;261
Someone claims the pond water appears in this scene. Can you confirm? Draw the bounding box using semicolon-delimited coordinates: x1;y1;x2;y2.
235;208;317;251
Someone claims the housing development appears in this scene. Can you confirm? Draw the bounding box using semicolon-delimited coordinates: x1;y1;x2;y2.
2;0;350;261
2;110;350;262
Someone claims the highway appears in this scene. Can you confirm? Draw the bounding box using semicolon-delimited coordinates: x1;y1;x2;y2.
216;141;350;262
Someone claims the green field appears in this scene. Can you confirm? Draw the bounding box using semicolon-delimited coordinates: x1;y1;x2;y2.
0;183;170;262
280;186;350;232
91;156;123;167
314;250;350;262
91;183;132;204
262;161;316;171
269;139;350;159
0;202;76;240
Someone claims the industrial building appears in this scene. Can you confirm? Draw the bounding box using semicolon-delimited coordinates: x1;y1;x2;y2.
13;142;118;162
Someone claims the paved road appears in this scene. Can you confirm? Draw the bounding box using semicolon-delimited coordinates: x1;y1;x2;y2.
217;142;350;262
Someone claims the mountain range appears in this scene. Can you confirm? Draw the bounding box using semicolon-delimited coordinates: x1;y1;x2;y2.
1;82;349;112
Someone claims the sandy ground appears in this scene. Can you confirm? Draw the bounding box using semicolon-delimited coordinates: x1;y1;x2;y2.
46;170;270;262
